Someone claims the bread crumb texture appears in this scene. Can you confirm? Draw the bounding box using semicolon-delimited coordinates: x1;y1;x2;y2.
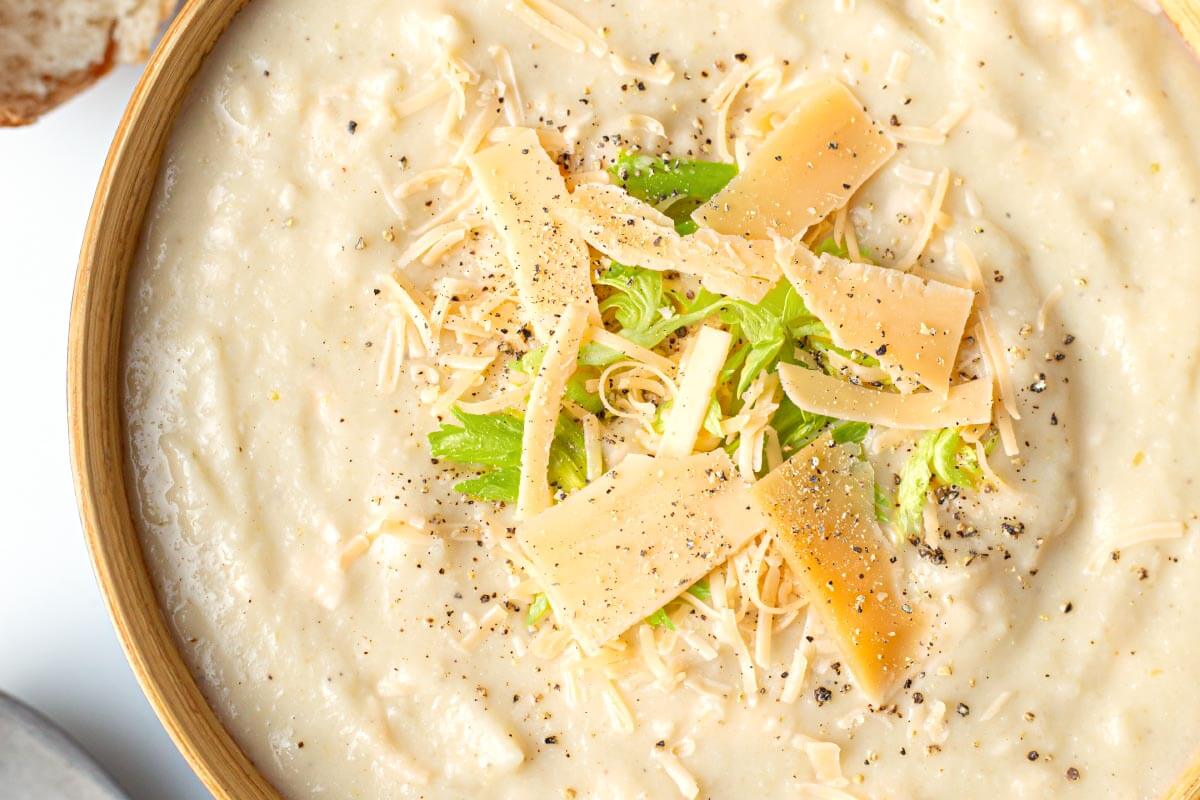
0;0;173;125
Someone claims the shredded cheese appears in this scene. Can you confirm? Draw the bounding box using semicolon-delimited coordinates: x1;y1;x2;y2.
507;0;673;84
601;678;636;734
780;637;812;703
718;607;758;700
1085;521;1186;575
979;690;1013;722
615;112;667;140
957;241;1022;421
508;0;585;52
896;167;951;271
429;354;496;419
995;406;1020;457
452;99;503;165
393;166;466;200
707;59;759;163
890;124;948;146
886;49;912;83
377;315;408;392
384;273;438;356
398;220;470;266
589;327;678;374
489;46;525;126
488;124;569;155
394;79;452;119
1037;283;1064;333
459;603;508;650
894;162;935;186
652;747;700;799
517;303;590;519
934;101;972;136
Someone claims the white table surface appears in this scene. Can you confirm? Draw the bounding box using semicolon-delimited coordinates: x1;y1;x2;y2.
0;66;211;800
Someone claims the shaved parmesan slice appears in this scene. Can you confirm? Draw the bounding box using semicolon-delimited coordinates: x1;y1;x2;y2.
751;437;923;701
782;246;974;396
777;363;992;429
559;183;778;303
518;303;590;519
658;327;733;458
518;450;766;653
468;128;598;341
694;79;896;239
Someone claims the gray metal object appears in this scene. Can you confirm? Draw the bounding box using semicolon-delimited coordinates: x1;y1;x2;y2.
0;691;130;800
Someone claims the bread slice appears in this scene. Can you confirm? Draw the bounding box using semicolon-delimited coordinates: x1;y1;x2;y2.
0;0;175;126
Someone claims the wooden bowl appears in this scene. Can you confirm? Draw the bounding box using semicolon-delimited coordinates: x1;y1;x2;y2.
67;0;279;796
65;1;1200;798
1164;0;1200;53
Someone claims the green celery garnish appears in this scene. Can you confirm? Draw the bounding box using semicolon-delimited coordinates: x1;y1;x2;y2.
719;281;829;398
701;399;724;438
771;395;833;454
609;152;737;235
582;262;727;367
929;428;981;489
428;408;522;467
645;580;711;630
831;420;870;445
525;593;552;627
455;468;521;502
807;337;882;370
897;433;936;536
645;607;676;630
722;302;788;397
428;408;588;503
813;235;874;264
596;262;665;331
874;482;893;524
896;428;984;535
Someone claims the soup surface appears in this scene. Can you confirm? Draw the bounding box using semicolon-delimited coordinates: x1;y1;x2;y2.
124;1;1200;797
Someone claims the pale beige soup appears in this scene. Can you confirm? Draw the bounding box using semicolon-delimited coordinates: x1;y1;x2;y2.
123;1;1200;797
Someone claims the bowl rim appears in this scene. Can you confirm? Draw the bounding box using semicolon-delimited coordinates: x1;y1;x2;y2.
64;1;1200;799
67;0;277;797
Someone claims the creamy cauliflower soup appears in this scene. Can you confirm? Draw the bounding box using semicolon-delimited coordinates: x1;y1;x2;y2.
123;1;1200;797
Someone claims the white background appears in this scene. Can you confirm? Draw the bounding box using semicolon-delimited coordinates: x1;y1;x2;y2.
0;66;210;799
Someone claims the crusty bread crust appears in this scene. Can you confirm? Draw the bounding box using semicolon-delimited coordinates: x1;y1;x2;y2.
0;37;115;127
0;1;175;127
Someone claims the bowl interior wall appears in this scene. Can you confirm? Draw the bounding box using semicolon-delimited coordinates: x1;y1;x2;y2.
68;0;277;797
